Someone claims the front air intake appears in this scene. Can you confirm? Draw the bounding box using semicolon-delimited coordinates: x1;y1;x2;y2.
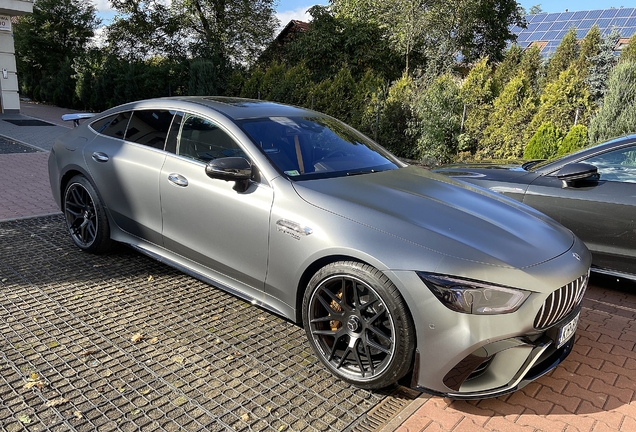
534;272;589;329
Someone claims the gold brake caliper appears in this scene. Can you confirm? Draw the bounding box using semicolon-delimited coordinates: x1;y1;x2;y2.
330;290;343;331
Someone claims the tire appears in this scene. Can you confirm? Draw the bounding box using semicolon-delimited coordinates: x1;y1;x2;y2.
302;261;415;389
63;175;112;254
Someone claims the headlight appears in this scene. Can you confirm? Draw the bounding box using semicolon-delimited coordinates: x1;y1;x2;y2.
417;272;531;315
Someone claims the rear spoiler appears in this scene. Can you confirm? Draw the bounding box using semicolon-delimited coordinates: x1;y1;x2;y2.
62;113;95;127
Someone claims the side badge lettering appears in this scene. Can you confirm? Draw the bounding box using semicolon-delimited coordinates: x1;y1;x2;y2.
276;219;313;241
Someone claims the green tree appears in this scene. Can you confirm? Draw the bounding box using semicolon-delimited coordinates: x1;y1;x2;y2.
576;25;601;77
621;33;636;63
106;0;183;60
526;66;592;140
286;6;402;83
171;0;278;65
529;5;543;14
480;71;537;159
332;0;524;70
409;74;462;164
189;58;225;95
519;44;543;90
524;122;564;159
557;124;588;156
588;60;636;144
14;0;100;102
586;29;620;105
492;44;522;93
372;75;418;158
460;58;495;153
545;27;579;83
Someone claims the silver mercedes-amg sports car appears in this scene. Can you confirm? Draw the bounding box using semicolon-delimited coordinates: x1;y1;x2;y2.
49;97;591;398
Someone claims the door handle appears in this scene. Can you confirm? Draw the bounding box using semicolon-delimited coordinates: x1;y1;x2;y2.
92;152;109;162
168;173;188;187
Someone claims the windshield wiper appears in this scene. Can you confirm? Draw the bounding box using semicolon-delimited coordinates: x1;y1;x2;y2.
346;169;377;176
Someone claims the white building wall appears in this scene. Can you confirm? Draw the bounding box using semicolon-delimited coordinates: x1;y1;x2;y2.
0;0;33;113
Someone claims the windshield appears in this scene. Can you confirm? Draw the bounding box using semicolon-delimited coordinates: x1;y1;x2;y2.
239;116;401;180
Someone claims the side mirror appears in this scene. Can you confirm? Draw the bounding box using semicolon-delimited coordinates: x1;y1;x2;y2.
205;157;252;192
556;162;599;187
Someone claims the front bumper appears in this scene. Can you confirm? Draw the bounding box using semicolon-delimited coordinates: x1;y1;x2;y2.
411;307;579;399
388;235;590;398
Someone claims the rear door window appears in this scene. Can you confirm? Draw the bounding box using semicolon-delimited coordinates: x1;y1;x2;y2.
125;110;175;150
90;112;132;139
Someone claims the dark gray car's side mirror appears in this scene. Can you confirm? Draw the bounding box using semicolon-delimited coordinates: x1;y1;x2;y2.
205;157;252;192
556;162;599;187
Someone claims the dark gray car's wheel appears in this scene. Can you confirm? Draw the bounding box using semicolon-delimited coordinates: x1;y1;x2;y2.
302;261;415;389
63;175;112;254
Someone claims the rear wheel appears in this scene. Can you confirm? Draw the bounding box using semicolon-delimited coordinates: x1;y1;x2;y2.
302;261;415;389
63;175;112;254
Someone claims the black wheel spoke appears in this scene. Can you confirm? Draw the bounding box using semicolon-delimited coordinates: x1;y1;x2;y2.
366;338;391;355
367;325;392;343
307;272;397;383
361;338;375;376
65;182;99;248
351;339;366;377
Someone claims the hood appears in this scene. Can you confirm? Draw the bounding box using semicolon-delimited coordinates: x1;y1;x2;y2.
292;166;574;269
432;162;533;181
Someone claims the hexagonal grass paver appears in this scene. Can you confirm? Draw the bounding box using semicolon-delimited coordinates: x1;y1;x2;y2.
0;215;387;431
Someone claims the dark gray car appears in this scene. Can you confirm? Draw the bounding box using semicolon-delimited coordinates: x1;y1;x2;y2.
49;97;591;398
434;136;636;281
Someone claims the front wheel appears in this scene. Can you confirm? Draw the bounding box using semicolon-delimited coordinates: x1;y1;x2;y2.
63;175;112;254
302;261;415;389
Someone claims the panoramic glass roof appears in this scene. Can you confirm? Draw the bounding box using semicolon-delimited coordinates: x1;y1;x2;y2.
510;8;636;56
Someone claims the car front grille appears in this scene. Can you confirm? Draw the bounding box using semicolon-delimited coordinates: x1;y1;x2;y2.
534;272;589;329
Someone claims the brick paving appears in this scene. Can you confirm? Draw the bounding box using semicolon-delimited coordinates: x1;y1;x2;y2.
1;100;636;432
393;277;636;432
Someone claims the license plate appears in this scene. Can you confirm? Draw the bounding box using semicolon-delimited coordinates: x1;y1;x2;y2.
557;313;579;348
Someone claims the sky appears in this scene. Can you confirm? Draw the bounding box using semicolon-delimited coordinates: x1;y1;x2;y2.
92;1;631;29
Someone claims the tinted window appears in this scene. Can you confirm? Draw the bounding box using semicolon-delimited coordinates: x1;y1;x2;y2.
124;110;175;150
585;146;636;183
91;112;131;139
240;116;399;179
165;111;184;154
177;114;246;162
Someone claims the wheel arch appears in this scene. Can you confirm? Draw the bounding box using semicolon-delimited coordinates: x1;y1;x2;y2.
294;254;368;324
59;166;94;210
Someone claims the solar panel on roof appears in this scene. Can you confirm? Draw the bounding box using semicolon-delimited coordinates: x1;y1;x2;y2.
616;8;634;18
576;29;588;39
623;28;636;37
550;21;567;31
537;22;552;31
559;12;575;21
528;32;547;42
511;8;636;57
600;9;617;19
572;11;588;20
611;18;628;27
596;19;612;28
526;23;540;32
531;14;547;23
517;33;530;42
555;30;569;39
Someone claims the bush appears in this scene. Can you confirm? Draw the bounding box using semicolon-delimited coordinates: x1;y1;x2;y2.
524;122;563;159
557;125;588;156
